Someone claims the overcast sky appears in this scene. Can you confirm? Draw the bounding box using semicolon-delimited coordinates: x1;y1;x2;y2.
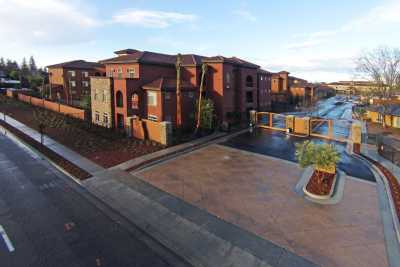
0;0;399;82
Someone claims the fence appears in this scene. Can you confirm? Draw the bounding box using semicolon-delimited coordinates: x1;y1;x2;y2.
377;135;400;167
16;93;87;120
129;117;172;145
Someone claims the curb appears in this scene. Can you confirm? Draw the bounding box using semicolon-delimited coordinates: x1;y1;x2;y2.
0;123;83;186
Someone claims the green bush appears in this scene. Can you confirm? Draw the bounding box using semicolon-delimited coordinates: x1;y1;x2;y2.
295;141;340;173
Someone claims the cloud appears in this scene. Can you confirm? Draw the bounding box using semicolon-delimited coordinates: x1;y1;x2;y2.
0;0;99;45
111;9;197;28
233;10;257;22
286;1;400;50
252;55;355;82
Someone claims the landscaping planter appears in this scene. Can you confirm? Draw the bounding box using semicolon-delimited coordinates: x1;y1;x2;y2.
303;167;338;200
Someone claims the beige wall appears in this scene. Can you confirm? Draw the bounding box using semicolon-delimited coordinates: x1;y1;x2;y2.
91;77;113;128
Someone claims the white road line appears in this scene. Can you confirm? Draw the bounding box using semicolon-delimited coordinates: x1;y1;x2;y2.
0;225;15;252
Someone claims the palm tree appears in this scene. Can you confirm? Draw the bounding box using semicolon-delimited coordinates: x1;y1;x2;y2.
196;63;208;132
176;54;183;128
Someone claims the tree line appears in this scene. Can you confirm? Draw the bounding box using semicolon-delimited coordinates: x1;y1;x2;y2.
0;56;47;89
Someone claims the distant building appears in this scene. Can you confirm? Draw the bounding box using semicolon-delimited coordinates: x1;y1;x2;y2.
327;81;379;94
47;60;105;105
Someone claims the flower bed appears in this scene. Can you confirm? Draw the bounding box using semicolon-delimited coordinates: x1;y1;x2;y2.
362;155;400;222
0;120;91;180
305;170;336;196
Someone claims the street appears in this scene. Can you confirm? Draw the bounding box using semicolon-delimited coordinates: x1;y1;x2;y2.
223;96;375;182
0;133;190;267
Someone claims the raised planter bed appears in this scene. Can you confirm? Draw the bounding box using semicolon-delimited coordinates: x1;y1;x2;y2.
362;154;400;223
0;120;91;180
303;168;337;200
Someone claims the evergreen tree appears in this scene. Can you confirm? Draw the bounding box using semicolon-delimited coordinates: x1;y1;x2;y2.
0;57;5;70
21;57;29;76
29;56;37;74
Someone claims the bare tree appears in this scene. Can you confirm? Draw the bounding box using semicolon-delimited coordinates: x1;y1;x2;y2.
356;46;400;98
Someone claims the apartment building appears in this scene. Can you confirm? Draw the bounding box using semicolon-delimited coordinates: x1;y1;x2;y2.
91;49;272;131
47;60;105;105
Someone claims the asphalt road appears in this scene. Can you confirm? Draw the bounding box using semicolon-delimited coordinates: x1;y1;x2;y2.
0;132;190;267
223;97;376;182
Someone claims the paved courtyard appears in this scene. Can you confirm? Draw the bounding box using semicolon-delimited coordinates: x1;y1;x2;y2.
135;144;388;267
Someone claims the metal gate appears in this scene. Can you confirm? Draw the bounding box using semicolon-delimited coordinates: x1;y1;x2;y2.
256;112;287;131
310;118;351;143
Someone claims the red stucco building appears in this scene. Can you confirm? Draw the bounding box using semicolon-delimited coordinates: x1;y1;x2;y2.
95;49;272;131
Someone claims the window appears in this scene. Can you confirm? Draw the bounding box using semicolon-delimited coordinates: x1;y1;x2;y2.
246;75;254;87
131;93;139;109
226;72;231;84
95;112;100;122
103;113;108;125
68;70;76;77
147;91;157;106
127;68;135;78
82;81;89;87
148;115;158;121
117;67;123;78
165;92;171;100
108;68;114;77
116;91;123;107
188;92;194;98
94;90;98;100
69;81;76;87
246;91;253;103
82;71;89;78
103;90;108;102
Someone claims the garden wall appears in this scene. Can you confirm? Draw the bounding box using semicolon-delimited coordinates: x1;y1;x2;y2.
16;93;87;120
129;117;171;145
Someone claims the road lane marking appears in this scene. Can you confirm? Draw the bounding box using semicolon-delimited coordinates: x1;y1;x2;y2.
0;225;15;252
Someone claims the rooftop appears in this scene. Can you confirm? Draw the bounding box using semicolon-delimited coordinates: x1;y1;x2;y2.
47;60;104;69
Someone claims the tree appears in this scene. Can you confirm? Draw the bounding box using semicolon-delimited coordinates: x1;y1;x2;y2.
355;46;400;98
175;54;183;128
295;141;340;184
196;98;215;131
29;56;38;75
196;63;208;132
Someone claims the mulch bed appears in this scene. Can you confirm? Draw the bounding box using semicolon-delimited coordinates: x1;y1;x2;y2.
305;170;335;196
0;96;163;168
0;120;92;180
361;154;400;223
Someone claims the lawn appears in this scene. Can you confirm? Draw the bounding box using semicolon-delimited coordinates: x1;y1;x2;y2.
0;95;163;168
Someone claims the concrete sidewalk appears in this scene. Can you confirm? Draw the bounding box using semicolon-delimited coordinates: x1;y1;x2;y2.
0;113;104;174
83;169;318;267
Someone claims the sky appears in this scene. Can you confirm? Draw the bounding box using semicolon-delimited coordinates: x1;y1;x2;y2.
0;0;399;82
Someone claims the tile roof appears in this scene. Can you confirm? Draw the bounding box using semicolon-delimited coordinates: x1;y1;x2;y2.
203;56;260;68
142;77;196;91
47;60;104;69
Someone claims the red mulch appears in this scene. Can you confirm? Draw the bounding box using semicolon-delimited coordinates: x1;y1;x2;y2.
0;120;91;180
0;97;163;168
306;170;335;196
361;155;400;223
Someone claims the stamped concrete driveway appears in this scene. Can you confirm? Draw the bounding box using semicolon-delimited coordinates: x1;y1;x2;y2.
135;144;388;267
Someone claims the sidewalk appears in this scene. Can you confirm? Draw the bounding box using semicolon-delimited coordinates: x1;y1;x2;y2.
84;169;317;267
361;144;400;267
0;112;104;174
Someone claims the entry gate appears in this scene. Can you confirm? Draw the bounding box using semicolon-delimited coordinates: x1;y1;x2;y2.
256;112;287;131
255;112;353;143
309;118;351;143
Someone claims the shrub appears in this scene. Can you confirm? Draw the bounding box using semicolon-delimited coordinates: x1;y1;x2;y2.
295;141;340;173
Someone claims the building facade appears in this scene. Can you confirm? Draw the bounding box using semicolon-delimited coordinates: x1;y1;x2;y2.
90;77;114;128
93;49;273;131
47;60;105;105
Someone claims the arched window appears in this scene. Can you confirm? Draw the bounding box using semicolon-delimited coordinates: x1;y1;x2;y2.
116;91;123;107
246;75;254;87
131;93;139;109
